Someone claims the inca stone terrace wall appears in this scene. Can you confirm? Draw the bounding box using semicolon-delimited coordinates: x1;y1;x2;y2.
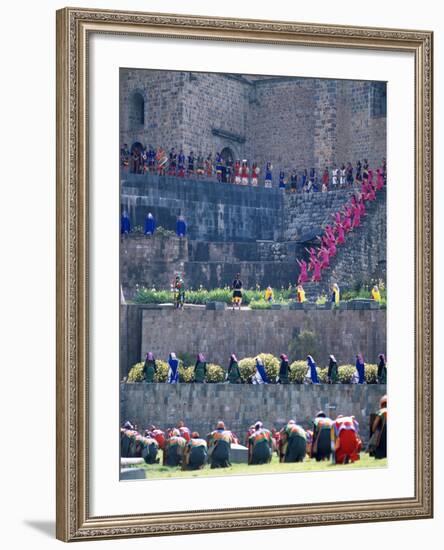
120;305;386;378
120;383;386;447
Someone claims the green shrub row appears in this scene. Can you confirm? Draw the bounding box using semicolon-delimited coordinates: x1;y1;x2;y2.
126;356;379;384
127;360;226;383
133;287;292;305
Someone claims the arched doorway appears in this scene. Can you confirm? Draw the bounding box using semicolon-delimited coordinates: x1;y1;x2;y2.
221;147;234;164
130;141;144;154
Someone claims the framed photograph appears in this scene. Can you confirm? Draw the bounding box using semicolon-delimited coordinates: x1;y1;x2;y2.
56;7;433;541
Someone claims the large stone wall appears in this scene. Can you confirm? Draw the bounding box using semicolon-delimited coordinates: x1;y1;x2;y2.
120;70;386;178
120;178;386;294
119;305;386;377
120;383;386;446
121;175;283;242
245;78;316;174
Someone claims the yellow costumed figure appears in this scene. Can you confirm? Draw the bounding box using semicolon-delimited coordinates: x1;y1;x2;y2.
331;283;340;304
371;285;381;302
297;285;306;303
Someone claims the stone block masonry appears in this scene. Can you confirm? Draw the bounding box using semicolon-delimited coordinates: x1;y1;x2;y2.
120;176;386;294
120;69;386;178
120;383;387;447
119;305;386;377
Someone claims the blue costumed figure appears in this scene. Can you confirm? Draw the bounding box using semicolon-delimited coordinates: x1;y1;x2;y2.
121;211;131;234
279;170;286;189
355;354;366;384
144;212;156;235
306;355;319;384
167;352;179;384
176;215;187;237
265;162;273;188
253;357;269;384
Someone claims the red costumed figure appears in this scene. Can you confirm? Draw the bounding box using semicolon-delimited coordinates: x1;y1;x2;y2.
319;246;330;269
332;416;362;464
336;222;345;245
297;259;309;284
312;258;322;282
342;205;353;232
376;168;384;191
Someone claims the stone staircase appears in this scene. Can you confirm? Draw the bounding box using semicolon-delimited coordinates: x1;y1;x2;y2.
300;187;386;299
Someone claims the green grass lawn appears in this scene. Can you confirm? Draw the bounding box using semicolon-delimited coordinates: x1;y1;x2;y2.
138;452;387;480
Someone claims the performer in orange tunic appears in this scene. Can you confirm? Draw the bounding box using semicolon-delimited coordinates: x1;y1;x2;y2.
331;415;362;464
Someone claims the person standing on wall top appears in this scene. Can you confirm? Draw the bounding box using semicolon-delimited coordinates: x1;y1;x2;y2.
143;352;157;383
234;159;241;184
327;354;338;384
193;353;207;383
346;162;354;185
355;353;366;384
322;167;329;192
277;354;290;384
215;152;223;182
167;352;180;384
231;273;243;310
227;353;242;384
377;354;387;384
306;355;320;384
187;150;195;177
168;147;177;176
144;212;156;235
251;162;260;187
253;356;269;384
290;170;298;192
196;152;204;177
355;160;362;184
264;161;273;188
340;164;346;186
279;170;286;189
120;211;131;235
241;160;249;186
176;215;187;237
205;153;213;178
309;167;316;186
177;149;186;177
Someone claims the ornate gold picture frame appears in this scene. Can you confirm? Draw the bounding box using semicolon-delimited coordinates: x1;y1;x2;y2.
56;7;433;541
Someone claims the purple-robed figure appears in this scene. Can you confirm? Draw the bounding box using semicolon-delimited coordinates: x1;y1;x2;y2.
144;212;156;235
306;355;319;384
176;215;187;237
121;211;131;234
355;353;365;384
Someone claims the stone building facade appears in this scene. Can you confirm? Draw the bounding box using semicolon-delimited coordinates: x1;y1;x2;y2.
120;69;386;176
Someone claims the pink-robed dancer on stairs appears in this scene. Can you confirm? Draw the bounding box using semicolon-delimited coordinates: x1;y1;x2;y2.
312;257;322;282
297;259;309;284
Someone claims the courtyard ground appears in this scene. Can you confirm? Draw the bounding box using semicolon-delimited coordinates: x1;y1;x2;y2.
139;452;387;480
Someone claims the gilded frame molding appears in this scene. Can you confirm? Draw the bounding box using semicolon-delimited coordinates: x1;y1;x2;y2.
56;7;433;541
